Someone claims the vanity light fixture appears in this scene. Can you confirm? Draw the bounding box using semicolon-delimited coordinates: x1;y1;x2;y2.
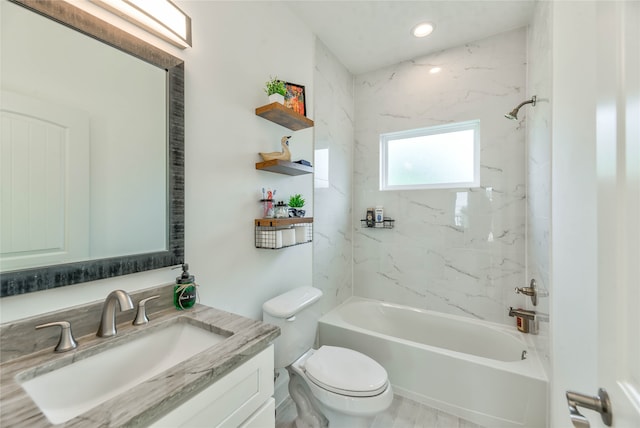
90;0;192;48
411;22;434;38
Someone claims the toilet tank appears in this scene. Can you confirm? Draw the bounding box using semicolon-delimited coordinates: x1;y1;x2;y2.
263;287;323;369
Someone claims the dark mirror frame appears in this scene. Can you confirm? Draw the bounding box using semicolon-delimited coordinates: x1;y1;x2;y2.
1;0;184;297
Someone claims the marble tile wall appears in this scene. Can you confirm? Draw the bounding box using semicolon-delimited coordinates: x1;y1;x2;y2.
526;0;552;374
353;28;527;325
312;39;355;315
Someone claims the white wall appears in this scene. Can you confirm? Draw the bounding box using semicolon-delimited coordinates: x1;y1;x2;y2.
353;29;527;325
180;1;315;319
0;0;317;322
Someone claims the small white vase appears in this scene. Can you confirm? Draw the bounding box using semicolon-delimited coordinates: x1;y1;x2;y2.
268;93;285;104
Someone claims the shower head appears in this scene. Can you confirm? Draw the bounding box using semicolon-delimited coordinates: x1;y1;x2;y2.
504;96;537;120
504;109;519;121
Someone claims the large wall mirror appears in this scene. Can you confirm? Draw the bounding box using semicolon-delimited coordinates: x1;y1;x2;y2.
0;0;184;297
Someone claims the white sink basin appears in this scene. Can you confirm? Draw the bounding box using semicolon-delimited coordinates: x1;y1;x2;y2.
19;321;228;424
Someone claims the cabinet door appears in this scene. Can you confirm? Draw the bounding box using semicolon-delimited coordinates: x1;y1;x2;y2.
150;345;274;428
239;398;275;428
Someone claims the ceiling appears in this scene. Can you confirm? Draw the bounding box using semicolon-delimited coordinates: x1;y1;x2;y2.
285;0;535;75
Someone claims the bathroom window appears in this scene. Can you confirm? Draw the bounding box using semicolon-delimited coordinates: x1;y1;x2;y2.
380;120;480;190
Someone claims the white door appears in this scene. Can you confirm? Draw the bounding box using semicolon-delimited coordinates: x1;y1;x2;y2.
552;1;640;427
594;1;640;427
0;91;90;271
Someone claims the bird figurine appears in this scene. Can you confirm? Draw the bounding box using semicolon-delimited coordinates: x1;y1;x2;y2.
259;136;292;162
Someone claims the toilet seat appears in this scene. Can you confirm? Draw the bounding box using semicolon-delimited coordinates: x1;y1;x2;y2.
303;346;388;397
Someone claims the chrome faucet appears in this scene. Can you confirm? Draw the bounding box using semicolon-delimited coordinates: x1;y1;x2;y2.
133;295;160;326
35;321;78;352
96;290;134;337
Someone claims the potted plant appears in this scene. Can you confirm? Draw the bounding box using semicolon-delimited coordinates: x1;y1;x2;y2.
288;194;305;217
264;76;287;104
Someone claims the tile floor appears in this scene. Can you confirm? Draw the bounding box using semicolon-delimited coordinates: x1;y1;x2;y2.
275;394;485;428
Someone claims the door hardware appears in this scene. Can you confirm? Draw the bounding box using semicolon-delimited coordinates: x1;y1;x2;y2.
565;388;612;427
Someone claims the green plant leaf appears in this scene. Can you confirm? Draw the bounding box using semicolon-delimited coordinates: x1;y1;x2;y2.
264;76;287;96
288;194;305;207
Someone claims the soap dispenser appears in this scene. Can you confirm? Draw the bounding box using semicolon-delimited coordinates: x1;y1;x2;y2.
174;263;197;310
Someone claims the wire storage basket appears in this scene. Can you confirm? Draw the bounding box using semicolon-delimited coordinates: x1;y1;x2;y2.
255;218;313;249
360;218;395;229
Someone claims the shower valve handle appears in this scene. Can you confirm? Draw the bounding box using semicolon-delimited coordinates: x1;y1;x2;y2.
515;286;535;296
514;279;538;306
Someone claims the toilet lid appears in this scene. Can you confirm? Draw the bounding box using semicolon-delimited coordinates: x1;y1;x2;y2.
303;346;388;397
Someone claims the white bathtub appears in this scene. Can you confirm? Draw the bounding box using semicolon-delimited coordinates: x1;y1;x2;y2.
318;297;547;428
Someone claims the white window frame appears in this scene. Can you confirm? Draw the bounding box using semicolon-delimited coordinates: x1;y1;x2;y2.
379;120;480;191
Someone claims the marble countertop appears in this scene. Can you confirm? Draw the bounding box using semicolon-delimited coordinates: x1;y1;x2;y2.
0;302;280;427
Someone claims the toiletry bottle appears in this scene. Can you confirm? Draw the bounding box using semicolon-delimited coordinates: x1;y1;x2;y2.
375;206;384;227
366;208;375;227
174;263;197;310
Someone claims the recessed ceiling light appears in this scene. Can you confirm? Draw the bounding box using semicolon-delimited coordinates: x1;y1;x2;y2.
412;22;434;38
429;67;441;74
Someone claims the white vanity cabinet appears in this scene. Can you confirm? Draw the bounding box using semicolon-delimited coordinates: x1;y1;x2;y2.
150;345;275;428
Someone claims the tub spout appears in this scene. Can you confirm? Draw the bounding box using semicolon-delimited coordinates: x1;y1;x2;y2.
508;307;536;320
509;307;539;334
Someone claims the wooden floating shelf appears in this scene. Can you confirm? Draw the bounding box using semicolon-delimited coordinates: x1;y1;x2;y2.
255;159;313;176
255;217;313;227
255;102;314;131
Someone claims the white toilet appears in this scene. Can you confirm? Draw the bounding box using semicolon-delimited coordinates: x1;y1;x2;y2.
263;287;393;428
